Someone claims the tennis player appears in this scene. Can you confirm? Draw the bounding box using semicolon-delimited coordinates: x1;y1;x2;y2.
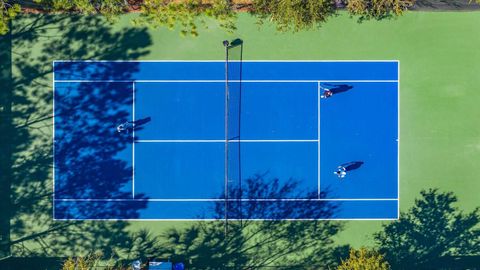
334;161;364;179
334;166;347;178
117;121;134;133
321;88;333;99
117;117;152;134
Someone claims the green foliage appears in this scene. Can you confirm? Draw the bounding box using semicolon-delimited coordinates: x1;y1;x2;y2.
37;0;127;21
61;252;102;270
346;0;415;21
251;0;336;32
0;1;21;35
337;247;390;270
134;0;236;37
1;0;420;36
374;189;480;269
61;252;124;270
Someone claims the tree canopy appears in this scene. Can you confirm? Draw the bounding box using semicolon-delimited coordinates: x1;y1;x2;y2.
346;0;415;21
0;0;427;36
337;247;390;270
251;0;336;32
133;0;236;37
0;1;20;35
374;189;480;269
46;0;127;20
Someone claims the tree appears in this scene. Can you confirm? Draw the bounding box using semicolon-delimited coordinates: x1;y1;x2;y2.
0;1;21;35
39;0;127;21
2;0;422;36
346;0;415;21
251;0;336;32
133;0;236;37
61;252;127;270
374;189;480;269
337;247;390;270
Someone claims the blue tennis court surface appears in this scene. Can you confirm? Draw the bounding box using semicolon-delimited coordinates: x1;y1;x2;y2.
53;61;399;220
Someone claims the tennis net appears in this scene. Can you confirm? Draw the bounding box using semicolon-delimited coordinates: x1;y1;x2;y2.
224;39;243;226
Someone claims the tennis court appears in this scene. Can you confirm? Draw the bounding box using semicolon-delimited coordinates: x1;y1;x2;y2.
53;60;399;220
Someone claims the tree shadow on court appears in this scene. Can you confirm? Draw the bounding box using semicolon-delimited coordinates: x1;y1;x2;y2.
0;13;152;268
0;21;14;261
53;78;150;219
374;189;480;270
124;175;349;269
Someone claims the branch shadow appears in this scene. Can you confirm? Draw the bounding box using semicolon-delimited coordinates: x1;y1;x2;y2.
53;79;149;218
0;21;14;260
0;13;153;268
127;175;348;269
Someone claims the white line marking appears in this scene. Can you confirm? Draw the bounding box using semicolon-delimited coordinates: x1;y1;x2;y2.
53;60;400;63
397;61;401;219
54;218;399;221
52;61;56;219
132;82;135;199
135;139;319;143
54;80;399;83
55;198;399;202
317;81;321;199
53;60;399;63
52;60;400;220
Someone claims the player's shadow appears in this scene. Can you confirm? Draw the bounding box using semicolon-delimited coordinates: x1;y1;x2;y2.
0;13;152;266
324;83;353;96
134;116;152;127
340;161;364;172
133;116;152;132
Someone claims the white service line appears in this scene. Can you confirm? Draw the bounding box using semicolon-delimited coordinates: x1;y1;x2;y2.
52;61;56;219
53;60;400;63
132;82;136;199
397;61;401;219
55;198;399;202
135;139;319;143
317;81;321;199
54;218;400;221
53;79;399;83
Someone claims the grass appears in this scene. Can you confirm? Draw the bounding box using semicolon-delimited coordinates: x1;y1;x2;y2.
7;10;480;256
128;11;480;247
